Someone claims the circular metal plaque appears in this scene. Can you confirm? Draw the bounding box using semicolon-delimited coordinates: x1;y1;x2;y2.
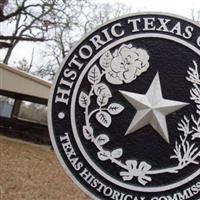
48;13;200;199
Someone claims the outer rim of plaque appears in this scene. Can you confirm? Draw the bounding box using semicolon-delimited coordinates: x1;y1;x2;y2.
47;12;200;200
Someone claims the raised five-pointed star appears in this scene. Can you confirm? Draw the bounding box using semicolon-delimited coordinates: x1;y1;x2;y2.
120;73;189;143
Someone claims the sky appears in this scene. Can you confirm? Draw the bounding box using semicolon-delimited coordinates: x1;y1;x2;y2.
3;0;200;68
95;0;200;18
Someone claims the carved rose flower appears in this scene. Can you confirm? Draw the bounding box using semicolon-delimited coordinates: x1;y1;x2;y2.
104;44;149;85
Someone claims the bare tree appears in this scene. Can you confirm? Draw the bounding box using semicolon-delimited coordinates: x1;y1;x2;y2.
0;0;75;64
0;0;131;80
34;0;87;79
82;3;131;32
35;3;131;80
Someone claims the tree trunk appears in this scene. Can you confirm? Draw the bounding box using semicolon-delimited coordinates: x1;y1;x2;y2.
3;41;17;64
11;99;21;118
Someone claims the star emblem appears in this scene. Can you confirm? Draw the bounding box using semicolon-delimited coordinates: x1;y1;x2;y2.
120;73;189;143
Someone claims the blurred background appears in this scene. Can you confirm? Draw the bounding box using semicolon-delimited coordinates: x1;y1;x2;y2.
1;0;200;199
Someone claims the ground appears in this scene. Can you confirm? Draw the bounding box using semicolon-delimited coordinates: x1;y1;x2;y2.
0;137;90;200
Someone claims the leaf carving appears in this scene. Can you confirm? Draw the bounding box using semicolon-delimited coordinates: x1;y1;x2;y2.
79;91;90;108
83;125;93;140
100;51;113;69
96;111;111;127
95;134;110;146
97;93;109;107
192;133;200;140
97;151;110;161
94;83;112;98
88;65;101;84
111;148;123;159
108;103;124;115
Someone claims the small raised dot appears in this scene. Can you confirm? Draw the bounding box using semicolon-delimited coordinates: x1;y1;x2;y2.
58;112;65;119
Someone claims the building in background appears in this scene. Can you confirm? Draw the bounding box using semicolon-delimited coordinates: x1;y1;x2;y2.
0;98;12;118
0;63;51;144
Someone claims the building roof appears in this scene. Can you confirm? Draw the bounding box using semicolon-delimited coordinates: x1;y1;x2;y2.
0;64;52;104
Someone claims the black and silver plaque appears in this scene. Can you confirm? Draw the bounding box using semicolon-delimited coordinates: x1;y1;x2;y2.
48;13;200;200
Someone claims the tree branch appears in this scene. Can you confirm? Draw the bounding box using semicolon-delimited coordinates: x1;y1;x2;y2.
0;41;11;48
0;35;45;41
0;0;26;22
